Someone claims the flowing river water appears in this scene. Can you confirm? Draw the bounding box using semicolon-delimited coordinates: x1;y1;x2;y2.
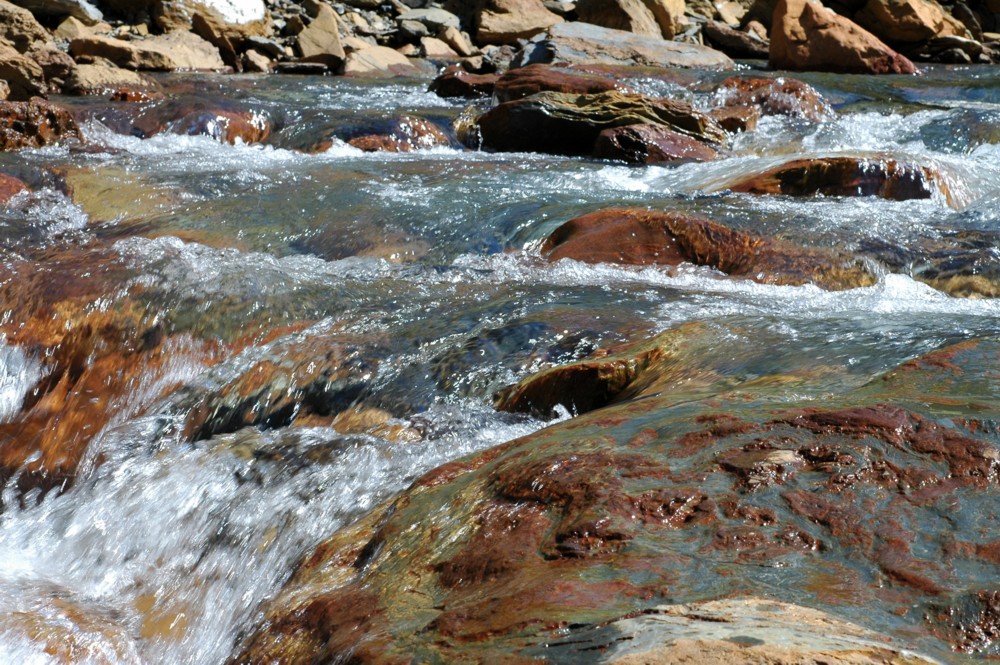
3;66;1000;663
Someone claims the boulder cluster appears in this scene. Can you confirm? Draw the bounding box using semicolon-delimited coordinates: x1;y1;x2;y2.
0;0;998;105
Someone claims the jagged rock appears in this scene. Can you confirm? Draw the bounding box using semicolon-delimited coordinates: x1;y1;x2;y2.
153;0;271;38
0;0;52;53
537;207;875;290
702;19;770;58
428;66;499;97
593;124;718;164
770;0;919;73
727;156;953;203
493;63;621;102
7;0;102;24
296;3;345;69
575;0;687;39
69;32;226;71
477;0;563;45
515;21;734;69
855;0;969;44
711;76;832;121
477;90;727;156
0;41;46;100
0;172;28;203
62;61;161;96
347;115;451;152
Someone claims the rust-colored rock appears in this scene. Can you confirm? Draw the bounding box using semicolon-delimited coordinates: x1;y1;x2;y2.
709;104;760;132
770;0;919;74
0;172;28;203
593;124;718;164
728;156;950;203
493;63;622;103
477;90;727;156
712;76;832;121
538;207;876;290
0;99;80;151
428;67;499;98
347;115;451;153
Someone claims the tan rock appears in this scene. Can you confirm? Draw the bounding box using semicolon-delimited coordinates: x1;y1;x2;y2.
421;36;460;59
241;48;272;72
477;0;563;45
715;0;746;25
53;16;93;41
62;61;160;95
439;25;476;56
0;80;8;100
0;0;51;53
770;0;919;74
70;32;226;71
296;3;345;68
343;44;423;77
0;41;46;100
154;0;271;38
576;0;686;38
855;0;970;44
28;44;76;83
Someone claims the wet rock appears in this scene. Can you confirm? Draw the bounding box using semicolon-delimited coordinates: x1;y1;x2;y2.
0;0;52;53
0;41;46;101
343;45;427;77
62;61;161;96
125;101;271;144
855;0;970;45
711;75;832;122
295;3;345;70
428;66;499;98
0;98;80;150
575;0;687;39
0;172;28;203
347;115;451;152
493;63;621;103
514;21;735;69
477;0;563;45
9;0;102;24
593;124;718;164
539;207;875;288
771;0;919;73
477;90;727;156
727;156;950;203
709;104;760;132
703;19;770;58
69;32;226;71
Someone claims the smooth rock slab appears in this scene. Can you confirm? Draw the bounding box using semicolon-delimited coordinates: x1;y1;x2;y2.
493;63;622;103
594;124;719;164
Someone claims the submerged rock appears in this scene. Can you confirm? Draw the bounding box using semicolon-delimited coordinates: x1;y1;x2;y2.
347;115;451;152
493;63;622;103
711;76;833;122
0;172;28;203
538;207;876;289
728;156;952;203
231;335;1000;663
593;124;719;164
0;98;80;150
477;90;727;156
428;67;499;98
770;0;919;74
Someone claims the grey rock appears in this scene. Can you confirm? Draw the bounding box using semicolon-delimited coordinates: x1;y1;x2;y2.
398;7;460;31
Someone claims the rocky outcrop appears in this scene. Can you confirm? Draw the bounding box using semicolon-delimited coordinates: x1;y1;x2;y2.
516;21;735;69
477;90;727;156
348;115;451;152
295;3;344;70
62;61;161;96
0;41;46;101
593;124;719;164
537;207;876;290
728;156;952;204
0;0;52;53
476;0;563;46
575;0;687;39
493;63;621;102
0;98;79;150
855;0;970;44
711;76;833;121
69;32;226;71
770;0;919;73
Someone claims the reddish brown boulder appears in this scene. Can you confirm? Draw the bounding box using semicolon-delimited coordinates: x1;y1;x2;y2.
0;172;28;203
428;67;499;98
125;103;272;145
539;207;876;290
712;76;832;121
347;116;451;153
593;124;718;164
493;63;622;103
728;156;950;202
709;105;760;132
0;99;80;151
477;90;727;156
770;0;919;74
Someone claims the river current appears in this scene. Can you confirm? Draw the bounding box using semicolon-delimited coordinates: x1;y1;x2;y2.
2;66;1000;662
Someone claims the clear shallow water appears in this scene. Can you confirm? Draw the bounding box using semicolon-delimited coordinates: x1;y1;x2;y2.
1;69;1000;662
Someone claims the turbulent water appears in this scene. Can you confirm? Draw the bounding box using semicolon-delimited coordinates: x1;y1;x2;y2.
3;66;1000;663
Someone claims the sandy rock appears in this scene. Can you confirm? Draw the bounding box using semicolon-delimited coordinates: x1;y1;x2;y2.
242;47;272;72
575;0;686;39
477;0;563;45
296;3;345;69
594;124;719;164
855;0;970;44
421;36;459;59
70;31;226;71
477;89;727;156
153;0;270;36
0;172;29;204
28;44;76;83
62;61;161;95
52;16;104;41
515;21;734;69
0;41;46;100
439;25;476;56
703;19;769;58
343;44;425;76
0;0;52;53
0;81;8;100
8;0;102;24
428;66;499;97
770;0;919;73
493;63;621;102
